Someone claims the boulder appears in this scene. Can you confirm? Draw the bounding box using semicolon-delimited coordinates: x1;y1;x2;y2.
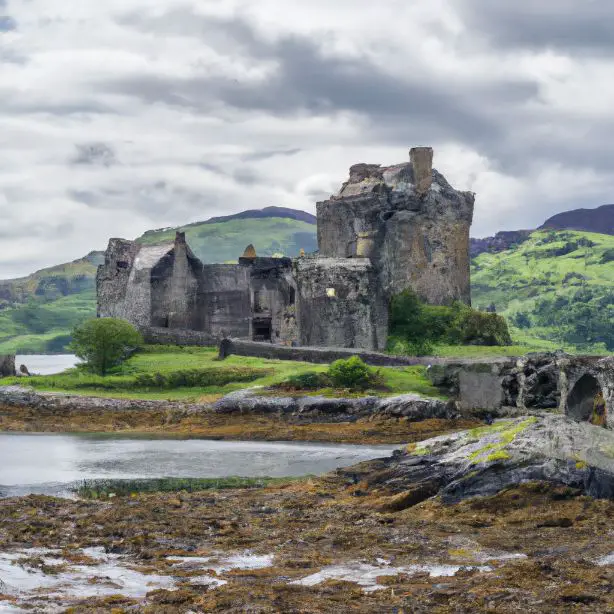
0;355;16;377
338;415;614;505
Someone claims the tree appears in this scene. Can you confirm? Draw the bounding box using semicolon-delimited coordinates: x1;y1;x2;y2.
70;318;143;375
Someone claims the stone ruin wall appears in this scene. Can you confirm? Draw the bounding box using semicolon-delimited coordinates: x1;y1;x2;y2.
316;147;474;306
97;147;474;351
294;258;389;350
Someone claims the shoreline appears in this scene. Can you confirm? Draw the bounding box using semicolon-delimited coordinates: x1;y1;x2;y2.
0;384;478;444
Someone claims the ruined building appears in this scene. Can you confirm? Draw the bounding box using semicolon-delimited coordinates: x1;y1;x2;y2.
97;148;475;351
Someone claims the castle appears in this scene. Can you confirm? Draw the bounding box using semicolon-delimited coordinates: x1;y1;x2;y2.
97;147;475;351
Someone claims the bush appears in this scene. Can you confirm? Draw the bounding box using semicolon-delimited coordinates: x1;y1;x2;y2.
389;289;512;351
601;248;614;264
451;307;513;346
328;356;382;390
70;318;143;375
281;371;331;390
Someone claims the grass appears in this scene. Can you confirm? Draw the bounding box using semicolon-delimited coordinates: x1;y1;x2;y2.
472;229;614;351
138;216;317;262
74;476;307;498
0;345;442;401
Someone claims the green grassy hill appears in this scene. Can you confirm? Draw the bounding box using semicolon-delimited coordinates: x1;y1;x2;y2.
0;212;317;353
471;229;614;352
138;216;317;263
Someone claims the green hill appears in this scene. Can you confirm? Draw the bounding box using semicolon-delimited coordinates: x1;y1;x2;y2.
0;212;317;353
471;229;614;352
138;215;317;263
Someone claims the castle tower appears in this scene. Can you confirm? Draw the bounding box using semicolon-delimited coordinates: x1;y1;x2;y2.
315;147;475;305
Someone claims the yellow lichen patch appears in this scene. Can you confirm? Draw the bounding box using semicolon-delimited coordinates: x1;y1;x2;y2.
468;417;537;465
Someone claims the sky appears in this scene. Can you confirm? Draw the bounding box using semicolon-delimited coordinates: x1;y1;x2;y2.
1;0;613;279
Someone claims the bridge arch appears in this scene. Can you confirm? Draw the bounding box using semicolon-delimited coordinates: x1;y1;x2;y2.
567;373;606;427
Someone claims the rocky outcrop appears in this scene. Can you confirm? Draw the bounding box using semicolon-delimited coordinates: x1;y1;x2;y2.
470;230;531;258
340;415;614;505
0;355;15;377
0;385;456;424
212;388;457;422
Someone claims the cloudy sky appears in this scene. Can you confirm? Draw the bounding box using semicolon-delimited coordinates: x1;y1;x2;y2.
1;0;613;278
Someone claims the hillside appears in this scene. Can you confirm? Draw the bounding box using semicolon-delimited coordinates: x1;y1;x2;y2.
0;211;317;353
138;215;317;263
541;204;614;235
471;229;614;352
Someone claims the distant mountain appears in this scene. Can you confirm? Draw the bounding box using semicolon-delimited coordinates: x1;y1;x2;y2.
0;252;104;308
196;206;316;226
472;229;614;352
540;204;614;235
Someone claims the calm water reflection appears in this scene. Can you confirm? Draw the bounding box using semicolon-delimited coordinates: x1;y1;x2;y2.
15;354;80;375
0;433;398;498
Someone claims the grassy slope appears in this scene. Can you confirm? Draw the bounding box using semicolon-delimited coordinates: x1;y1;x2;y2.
0;346;441;401
138;217;318;262
471;229;614;352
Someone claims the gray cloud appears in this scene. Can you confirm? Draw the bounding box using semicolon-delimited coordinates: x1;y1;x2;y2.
2;0;614;278
0;15;16;31
458;0;614;53
72;143;118;167
113;10;535;153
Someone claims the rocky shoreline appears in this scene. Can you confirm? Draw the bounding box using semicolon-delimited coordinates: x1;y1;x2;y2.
3;414;614;611
0;385;475;444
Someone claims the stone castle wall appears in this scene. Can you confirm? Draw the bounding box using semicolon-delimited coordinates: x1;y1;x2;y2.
316;149;475;305
97;147;474;351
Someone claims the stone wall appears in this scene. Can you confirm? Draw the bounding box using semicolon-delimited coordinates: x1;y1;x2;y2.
141;327;218;347
218;338;427;366
316;152;475;306
294;258;388;351
430;353;614;429
0;355;15;377
201;264;251;338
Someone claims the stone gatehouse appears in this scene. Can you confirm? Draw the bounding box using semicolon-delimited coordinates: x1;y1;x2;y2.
97;147;475;350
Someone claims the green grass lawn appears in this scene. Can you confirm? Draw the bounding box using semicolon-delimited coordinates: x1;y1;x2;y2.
0;345;442;401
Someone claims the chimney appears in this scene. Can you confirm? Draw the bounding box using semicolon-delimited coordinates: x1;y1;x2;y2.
410;147;433;195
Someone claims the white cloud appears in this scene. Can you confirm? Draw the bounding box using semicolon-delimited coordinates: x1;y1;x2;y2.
0;0;613;277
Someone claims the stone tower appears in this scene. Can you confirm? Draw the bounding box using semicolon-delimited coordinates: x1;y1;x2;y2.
316;147;475;305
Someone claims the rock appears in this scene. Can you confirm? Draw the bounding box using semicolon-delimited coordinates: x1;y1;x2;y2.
212;388;457;422
345;415;614;505
0;355;16;377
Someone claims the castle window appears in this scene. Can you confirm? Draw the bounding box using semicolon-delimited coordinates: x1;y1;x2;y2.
326;288;336;298
116;261;129;270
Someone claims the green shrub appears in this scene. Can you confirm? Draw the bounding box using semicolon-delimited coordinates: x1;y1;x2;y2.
389;289;512;351
133;367;269;389
70;318;143;375
601;248;614;264
328;356;382;390
281;371;331;390
450;307;513;346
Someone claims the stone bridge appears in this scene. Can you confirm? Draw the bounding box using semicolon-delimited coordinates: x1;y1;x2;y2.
433;353;614;428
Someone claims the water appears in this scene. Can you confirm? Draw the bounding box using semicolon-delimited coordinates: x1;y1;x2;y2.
0;433;398;498
15;354;80;375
